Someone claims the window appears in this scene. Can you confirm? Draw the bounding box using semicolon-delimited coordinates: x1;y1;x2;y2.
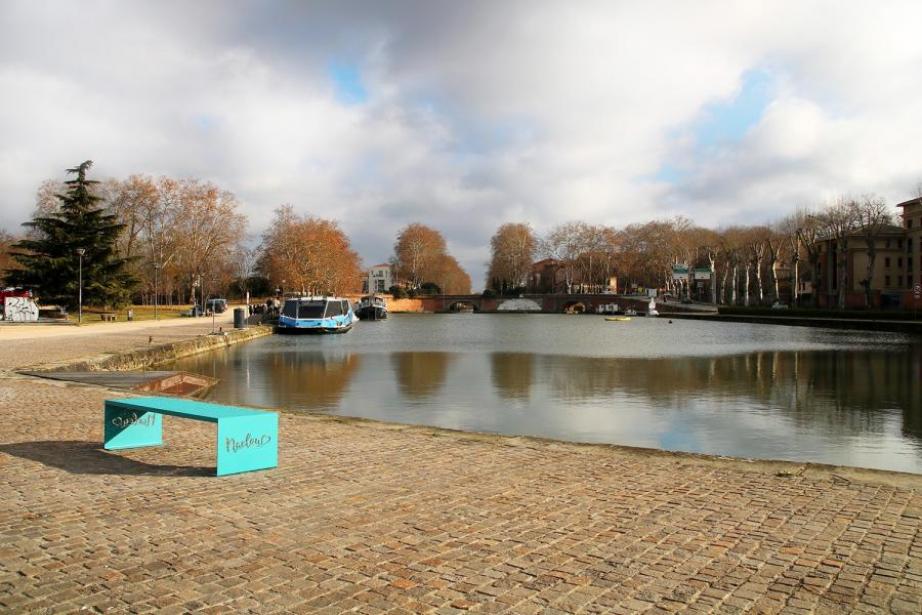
282;300;298;318
908;218;914;229
324;300;343;318
885;275;891;287
886;238;891;248
899;239;904;249
909;238;914;253
340;300;349;314
898;257;903;268
885;257;891;268
297;301;326;319
898;276;903;287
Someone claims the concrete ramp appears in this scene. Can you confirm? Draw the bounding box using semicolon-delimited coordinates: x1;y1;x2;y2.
22;371;218;397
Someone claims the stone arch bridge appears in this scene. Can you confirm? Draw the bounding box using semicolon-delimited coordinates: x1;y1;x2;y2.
418;294;657;314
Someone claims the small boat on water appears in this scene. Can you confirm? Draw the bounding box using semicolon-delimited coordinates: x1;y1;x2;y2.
605;316;632;322
355;294;388;321
277;296;357;334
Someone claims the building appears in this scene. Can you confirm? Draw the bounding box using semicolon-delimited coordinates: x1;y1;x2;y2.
363;263;394;294
815;197;922;308
897;196;922;289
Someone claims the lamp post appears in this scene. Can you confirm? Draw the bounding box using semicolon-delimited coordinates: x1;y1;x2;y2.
154;262;161;320
76;248;86;324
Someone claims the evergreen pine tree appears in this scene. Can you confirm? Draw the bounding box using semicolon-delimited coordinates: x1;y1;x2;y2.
6;161;137;308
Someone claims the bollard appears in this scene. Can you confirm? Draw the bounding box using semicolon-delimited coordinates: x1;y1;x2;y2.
234;307;246;329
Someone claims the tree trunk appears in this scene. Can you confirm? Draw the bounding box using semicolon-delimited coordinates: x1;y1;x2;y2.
755;260;764;305
710;257;718;305
720;266;729;305
743;266;750;307
791;256;799;305
809;255;819;307
731;264;738;305
771;261;779;304
837;242;848;309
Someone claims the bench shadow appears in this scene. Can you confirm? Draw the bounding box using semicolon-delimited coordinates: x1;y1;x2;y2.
0;441;213;477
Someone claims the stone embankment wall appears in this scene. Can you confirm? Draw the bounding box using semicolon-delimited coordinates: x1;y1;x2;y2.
31;325;274;373
386;298;426;313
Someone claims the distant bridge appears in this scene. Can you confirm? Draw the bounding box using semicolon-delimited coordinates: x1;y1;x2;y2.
417;294;661;314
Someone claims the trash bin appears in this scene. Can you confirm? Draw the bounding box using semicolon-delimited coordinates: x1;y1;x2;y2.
234;307;247;329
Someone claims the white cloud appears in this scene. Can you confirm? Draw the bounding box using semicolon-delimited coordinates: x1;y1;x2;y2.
2;0;922;287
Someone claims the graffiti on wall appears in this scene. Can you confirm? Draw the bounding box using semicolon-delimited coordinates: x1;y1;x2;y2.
3;297;39;322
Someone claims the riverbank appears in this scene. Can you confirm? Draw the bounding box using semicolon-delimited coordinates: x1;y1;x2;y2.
1;321;921;613
667;311;922;334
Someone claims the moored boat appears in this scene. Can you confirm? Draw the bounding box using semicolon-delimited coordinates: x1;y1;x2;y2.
276;296;357;334
355;295;388;321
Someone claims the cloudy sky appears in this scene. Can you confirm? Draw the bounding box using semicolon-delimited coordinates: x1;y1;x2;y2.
2;1;922;287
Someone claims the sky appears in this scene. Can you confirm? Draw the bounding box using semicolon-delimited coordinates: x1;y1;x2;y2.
2;1;922;288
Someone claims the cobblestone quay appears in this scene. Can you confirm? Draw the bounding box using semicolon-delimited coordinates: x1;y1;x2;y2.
2;324;922;613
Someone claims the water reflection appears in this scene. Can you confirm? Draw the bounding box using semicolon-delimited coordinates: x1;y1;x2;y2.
490;353;534;400
263;351;361;409
391;352;452;398
166;318;922;472
530;350;922;439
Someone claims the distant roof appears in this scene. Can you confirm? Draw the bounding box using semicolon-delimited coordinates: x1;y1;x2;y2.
896;197;921;208
848;224;906;237
369;263;391;269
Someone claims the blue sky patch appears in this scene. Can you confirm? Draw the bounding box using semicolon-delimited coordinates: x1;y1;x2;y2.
694;68;773;147
329;62;368;105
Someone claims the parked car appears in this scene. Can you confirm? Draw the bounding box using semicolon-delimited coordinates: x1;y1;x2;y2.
206;298;228;314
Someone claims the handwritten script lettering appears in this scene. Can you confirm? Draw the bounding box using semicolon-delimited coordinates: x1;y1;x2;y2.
111;412;155;428
225;433;272;453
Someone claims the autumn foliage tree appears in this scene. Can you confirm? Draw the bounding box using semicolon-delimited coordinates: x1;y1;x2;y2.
487;222;536;294
391;223;471;294
259;205;362;296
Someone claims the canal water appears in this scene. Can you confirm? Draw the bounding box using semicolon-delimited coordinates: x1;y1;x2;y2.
168;314;922;473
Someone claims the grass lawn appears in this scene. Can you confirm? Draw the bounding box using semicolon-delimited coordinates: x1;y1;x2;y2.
66;304;195;324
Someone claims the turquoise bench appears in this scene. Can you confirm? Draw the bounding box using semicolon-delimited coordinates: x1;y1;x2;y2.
103;397;278;476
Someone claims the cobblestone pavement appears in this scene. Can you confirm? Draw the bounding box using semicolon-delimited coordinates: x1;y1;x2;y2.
2;330;922;613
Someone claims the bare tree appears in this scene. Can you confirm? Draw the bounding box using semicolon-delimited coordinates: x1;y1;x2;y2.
818;197;861;309
765;230;784;304
855;195;893;308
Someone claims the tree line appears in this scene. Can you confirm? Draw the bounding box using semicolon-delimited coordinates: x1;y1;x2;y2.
485;194;904;308
1;161;913;309
0;161;474;308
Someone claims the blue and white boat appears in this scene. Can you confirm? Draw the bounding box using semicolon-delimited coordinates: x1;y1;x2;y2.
276;296;357;334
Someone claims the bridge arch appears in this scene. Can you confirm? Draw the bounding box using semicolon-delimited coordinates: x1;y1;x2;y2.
562;301;587;314
448;301;477;313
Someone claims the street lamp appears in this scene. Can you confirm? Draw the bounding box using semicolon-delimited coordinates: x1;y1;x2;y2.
76;248;86;324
